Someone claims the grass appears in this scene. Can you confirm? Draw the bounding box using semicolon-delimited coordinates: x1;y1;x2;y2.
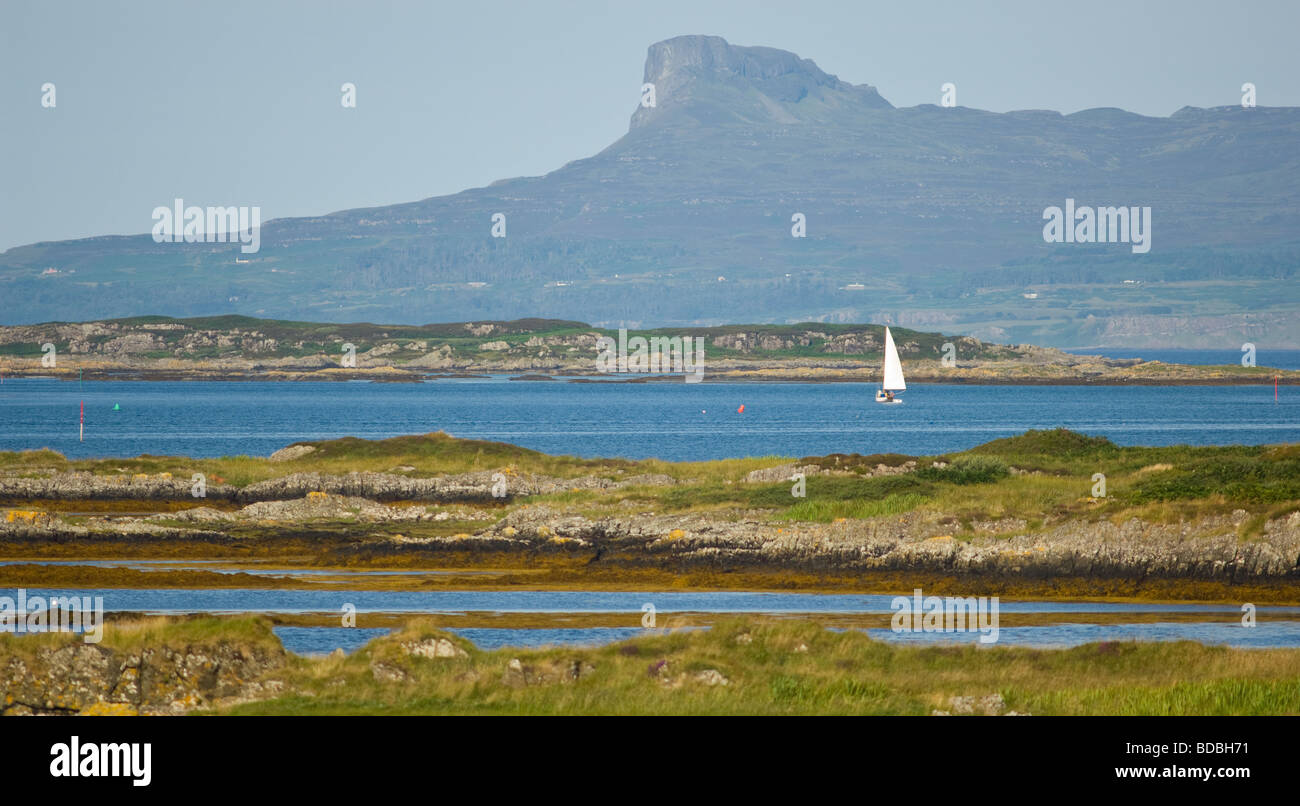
0;615;280;655
1240;501;1300;539
212;616;1300;716
915;455;1010;485
1127;452;1300;504
0;432;788;489
784;492;927;522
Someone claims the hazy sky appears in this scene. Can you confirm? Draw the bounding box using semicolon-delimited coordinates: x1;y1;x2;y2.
3;0;1297;251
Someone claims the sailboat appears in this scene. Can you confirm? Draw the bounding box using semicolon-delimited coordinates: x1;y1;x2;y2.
874;326;906;404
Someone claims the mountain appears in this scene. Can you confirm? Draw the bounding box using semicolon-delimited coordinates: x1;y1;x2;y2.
3;35;1298;347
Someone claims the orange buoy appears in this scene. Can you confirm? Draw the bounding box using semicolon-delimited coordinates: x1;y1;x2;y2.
737;404;745;413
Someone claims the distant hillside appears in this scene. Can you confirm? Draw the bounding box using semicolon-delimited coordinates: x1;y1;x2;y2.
2;35;1297;347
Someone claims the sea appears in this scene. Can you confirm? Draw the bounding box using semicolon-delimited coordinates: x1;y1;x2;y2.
0;377;1296;460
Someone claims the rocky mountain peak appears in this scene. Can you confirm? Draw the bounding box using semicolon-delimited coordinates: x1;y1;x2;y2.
643;35;831;86
630;35;891;129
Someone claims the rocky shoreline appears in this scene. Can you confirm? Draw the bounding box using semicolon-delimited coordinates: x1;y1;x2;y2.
4;361;1294;386
0;467;671;503
480;505;1300;582
3;429;1297;593
5;478;1299;585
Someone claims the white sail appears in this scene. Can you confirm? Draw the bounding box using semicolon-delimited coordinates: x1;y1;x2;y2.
882;327;906;391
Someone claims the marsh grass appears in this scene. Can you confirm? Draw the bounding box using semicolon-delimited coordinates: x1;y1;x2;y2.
4;433;791;489
915;455;1010;484
0;615;279;655
1240;502;1300;539
784;493;927;522
220;616;1300;716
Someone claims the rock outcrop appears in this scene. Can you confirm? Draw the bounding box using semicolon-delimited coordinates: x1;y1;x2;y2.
473;506;1300;581
0;468;678;504
0;640;285;716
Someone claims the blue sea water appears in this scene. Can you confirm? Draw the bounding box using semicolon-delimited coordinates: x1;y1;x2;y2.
258;620;1300;654
272;622;1300;654
16;587;1299;616
0;378;1296;460
11;588;1291;652
272;626;392;655
268;626;655;655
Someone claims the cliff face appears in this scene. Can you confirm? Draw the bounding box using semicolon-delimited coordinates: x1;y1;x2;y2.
629;34;890;130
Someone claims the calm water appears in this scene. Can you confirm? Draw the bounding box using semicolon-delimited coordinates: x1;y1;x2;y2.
1;378;1296;460
13;588;1298;652
18;587;1300;615
273;626;393;655
273;622;1300;655
865;622;1300;649
0;560;492;579
267;626;662;655
273;623;1300;655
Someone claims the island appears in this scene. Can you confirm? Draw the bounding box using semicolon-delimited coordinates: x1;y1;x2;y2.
0;315;1294;384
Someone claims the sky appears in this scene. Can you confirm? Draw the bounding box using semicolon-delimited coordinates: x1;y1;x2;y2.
2;0;1298;251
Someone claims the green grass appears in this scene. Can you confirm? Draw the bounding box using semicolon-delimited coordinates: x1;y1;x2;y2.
1127;452;1300;504
784;493;927;522
1018;679;1300;716
215;616;1300;716
915;455;1010;485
